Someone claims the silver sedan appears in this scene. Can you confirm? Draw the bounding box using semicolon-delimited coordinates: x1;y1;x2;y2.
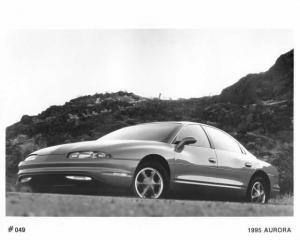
17;122;280;203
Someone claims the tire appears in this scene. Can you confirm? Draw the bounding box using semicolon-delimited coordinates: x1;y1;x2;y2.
247;176;269;204
133;162;169;199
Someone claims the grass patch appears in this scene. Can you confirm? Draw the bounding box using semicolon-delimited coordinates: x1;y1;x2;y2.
269;194;293;205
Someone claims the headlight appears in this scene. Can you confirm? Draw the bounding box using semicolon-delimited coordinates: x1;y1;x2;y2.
68;151;111;159
24;155;37;161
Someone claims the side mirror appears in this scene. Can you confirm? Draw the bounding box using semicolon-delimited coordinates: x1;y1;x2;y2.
175;137;197;152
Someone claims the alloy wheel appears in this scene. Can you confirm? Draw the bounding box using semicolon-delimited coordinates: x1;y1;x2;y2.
134;167;164;199
250;181;266;203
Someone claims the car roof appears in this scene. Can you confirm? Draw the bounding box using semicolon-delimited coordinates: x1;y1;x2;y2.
138;121;222;130
139;121;202;125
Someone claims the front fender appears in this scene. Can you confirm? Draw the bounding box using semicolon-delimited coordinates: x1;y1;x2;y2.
110;142;175;176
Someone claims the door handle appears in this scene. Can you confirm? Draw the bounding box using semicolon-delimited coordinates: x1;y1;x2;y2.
245;162;252;167
208;157;216;164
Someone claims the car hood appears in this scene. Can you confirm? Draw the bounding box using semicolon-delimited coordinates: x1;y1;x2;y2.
31;140;168;156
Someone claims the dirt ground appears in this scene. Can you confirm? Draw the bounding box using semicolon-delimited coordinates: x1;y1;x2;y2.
6;192;293;216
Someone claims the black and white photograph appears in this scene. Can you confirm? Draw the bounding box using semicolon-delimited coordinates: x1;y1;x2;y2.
0;1;298;240
4;29;293;216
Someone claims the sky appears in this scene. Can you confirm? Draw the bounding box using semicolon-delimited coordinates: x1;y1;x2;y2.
1;29;293;126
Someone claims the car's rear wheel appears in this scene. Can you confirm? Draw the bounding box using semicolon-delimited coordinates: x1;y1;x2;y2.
247;177;269;204
133;163;168;199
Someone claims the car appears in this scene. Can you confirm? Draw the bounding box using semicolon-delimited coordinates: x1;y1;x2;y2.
17;121;280;203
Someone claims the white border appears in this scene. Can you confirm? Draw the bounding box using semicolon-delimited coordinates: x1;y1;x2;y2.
0;0;299;239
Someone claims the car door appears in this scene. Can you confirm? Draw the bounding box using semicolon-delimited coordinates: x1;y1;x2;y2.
173;124;218;185
202;125;255;190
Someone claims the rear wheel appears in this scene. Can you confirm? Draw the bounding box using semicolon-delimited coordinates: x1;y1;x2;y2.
133;163;168;199
247;177;269;203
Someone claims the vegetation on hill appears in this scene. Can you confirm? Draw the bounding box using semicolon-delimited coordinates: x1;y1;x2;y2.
6;50;293;194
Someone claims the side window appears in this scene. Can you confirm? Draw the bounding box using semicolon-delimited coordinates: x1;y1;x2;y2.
203;126;242;153
175;125;210;148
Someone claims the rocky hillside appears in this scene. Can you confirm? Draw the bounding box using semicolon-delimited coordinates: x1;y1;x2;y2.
6;50;294;194
219;50;293;104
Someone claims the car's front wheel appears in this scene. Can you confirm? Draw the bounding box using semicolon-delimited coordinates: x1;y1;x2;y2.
133;163;168;199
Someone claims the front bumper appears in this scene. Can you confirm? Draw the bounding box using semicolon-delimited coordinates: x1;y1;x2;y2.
17;154;138;190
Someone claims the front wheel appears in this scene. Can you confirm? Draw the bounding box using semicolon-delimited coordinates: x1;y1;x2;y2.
247;177;269;203
133;163;168;199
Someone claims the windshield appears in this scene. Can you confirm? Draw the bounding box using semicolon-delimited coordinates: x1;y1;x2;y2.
98;123;181;143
